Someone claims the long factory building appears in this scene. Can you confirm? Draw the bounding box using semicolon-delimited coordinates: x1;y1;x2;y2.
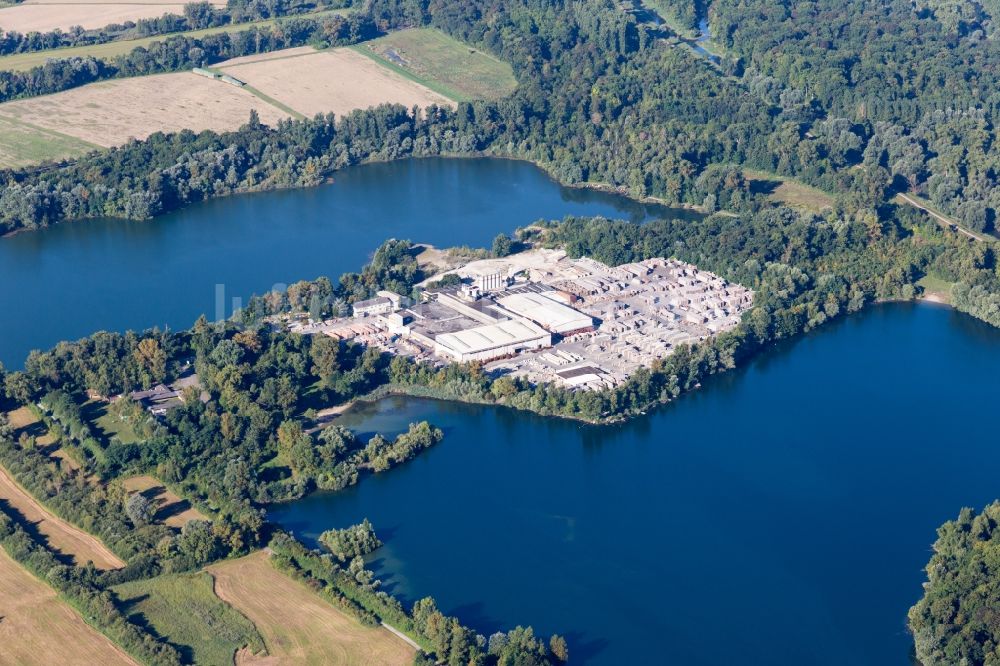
434;318;551;362
368;281;598;363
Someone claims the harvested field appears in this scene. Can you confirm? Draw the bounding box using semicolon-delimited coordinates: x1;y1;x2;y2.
0;549;137;666
0;114;97;167
0;40;457;168
208;552;415;666
0;0;224;34
46;446;82;472
114;571;264;665
357;27;518;102
213;46;317;68
0;465;124;569
216;47;454;117
122;475;206;528
0;10;352;72
0;71;288;149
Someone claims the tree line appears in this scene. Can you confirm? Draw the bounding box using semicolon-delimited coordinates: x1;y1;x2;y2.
0;0;354;56
0;11;376;106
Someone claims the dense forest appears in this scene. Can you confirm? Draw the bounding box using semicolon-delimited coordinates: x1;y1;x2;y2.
711;0;1000;228
908;502;1000;665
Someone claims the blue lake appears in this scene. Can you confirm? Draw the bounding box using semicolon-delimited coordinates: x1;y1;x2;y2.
271;302;1000;665
0;157;694;368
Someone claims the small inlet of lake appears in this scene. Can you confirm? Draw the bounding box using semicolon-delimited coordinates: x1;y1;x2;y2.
270;301;1000;665
0;157;698;368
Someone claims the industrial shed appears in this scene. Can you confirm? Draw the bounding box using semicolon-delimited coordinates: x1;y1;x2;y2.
435;318;551;363
497;292;594;335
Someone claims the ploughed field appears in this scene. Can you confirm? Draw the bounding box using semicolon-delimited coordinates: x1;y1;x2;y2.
0;549;137;665
0;0;225;33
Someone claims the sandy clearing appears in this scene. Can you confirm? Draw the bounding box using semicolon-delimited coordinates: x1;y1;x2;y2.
0;1;222;34
208;552;415;666
123;475;206;528
0;71;289;147
218;47;455;117
0;465;124;569
0;549;137;666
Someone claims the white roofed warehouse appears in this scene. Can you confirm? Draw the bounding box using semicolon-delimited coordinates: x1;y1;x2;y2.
435;319;551;363
497;292;595;335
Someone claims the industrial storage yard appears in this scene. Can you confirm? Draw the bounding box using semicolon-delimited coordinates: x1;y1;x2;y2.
294;249;753;391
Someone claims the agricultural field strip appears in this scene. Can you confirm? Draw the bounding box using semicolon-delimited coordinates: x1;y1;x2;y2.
0;9;351;72
214;47;454;118
207;551;416;665
0;34;480;167
0;2;223;34
0;464;124;569
0;70;290;149
0;115;98;168
113;570;264;665
0;548;137;666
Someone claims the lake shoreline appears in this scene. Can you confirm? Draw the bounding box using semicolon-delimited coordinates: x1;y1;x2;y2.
268;301;1000;665
0;151;702;243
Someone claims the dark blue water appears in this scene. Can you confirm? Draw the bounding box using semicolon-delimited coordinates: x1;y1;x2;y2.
0;157;695;368
270;302;1000;665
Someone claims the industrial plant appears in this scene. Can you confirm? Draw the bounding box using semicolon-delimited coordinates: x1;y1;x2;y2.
292;249;754;391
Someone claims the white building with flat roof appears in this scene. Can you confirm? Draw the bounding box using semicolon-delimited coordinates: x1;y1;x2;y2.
435;318;551;363
353;296;393;317
497;292;594;335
